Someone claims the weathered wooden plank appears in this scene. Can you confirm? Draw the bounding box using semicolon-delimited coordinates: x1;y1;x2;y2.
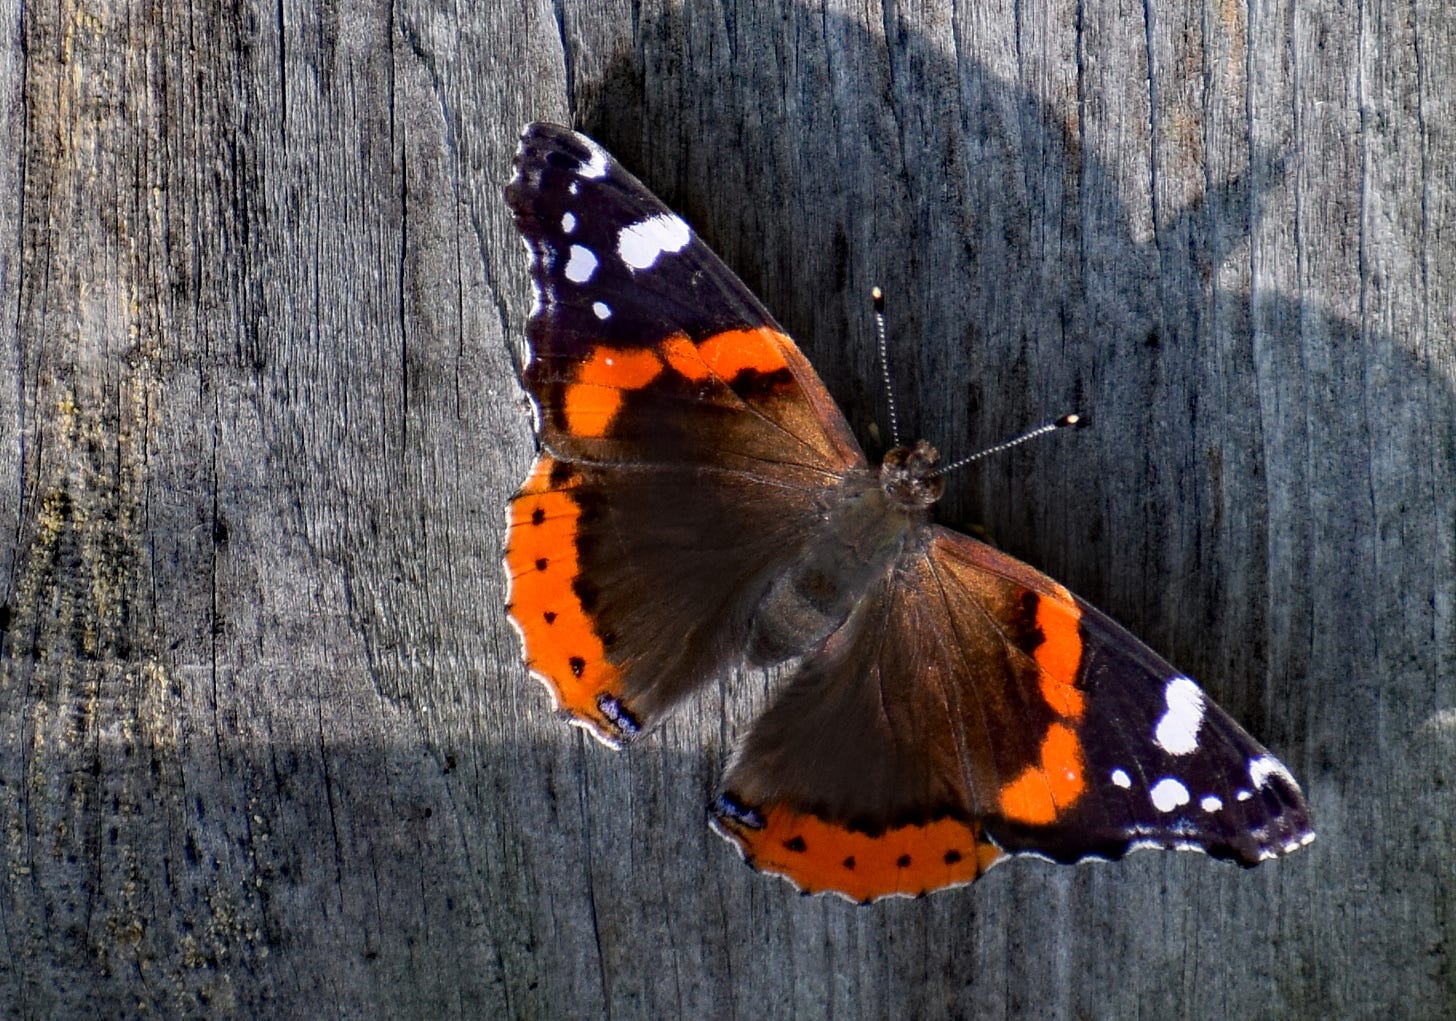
0;1;1450;1018
0;0;19;597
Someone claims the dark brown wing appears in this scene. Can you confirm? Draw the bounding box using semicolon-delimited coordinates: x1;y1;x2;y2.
714;528;1314;900
504;124;864;745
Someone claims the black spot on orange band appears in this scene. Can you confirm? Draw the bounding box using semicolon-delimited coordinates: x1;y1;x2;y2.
505;456;634;745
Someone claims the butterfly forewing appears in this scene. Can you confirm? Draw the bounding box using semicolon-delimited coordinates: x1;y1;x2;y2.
928;531;1314;867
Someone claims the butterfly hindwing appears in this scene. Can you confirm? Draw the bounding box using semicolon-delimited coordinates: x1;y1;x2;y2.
712;561;1015;901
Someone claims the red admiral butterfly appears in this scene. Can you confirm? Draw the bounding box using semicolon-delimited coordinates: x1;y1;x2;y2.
504;122;1314;901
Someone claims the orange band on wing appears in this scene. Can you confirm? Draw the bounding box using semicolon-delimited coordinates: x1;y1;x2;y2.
714;803;1003;902
696;327;791;379
560;330;792;439
660;333;709;381
505;457;626;742
563;348;664;438
661;327;792;384
998;723;1088;825
1033;586;1086;720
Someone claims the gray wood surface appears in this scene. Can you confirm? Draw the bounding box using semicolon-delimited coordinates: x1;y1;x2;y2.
1;1;1451;1018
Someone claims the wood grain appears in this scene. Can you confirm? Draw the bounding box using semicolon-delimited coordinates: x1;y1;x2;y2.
0;1;1450;1018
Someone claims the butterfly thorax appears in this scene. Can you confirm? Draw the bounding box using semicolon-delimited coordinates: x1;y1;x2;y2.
745;441;941;666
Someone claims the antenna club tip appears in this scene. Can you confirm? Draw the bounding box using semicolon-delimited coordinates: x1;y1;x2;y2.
871;286;884;310
1056;413;1088;429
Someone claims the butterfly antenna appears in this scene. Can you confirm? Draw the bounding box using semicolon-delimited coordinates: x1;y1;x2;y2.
872;287;903;447
931;414;1085;478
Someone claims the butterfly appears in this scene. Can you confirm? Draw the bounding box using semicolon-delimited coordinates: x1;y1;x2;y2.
503;122;1314;902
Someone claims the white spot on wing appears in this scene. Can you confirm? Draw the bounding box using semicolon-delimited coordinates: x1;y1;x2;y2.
592;301;612;320
578;139;610;179
1150;777;1190;813
1200;794;1223;812
1248;755;1296;790
1236;789;1253;802
561;212;577;234
1154;676;1206;756
1110;768;1132;789
564;245;598;283
618;214;692;270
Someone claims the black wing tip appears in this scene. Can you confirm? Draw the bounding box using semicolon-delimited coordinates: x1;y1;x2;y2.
506;123;635;250
505;127;599;255
513;122;601;171
508;123;592;196
519;120;576;143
